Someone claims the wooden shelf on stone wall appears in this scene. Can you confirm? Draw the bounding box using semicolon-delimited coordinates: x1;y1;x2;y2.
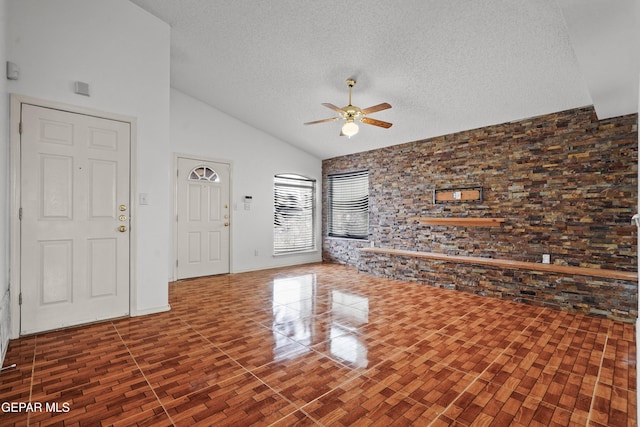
359;247;638;281
408;217;506;227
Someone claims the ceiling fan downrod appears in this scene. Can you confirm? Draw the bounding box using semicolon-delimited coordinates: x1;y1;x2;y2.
346;78;356;106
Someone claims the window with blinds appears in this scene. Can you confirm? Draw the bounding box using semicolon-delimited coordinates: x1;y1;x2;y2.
274;174;316;254
328;170;369;239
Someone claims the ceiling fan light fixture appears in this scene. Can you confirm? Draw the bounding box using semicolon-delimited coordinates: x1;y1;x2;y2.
341;120;359;138
304;78;392;137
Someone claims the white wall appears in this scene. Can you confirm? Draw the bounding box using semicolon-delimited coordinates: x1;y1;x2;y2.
0;0;11;359
170;89;322;275
5;0;171;327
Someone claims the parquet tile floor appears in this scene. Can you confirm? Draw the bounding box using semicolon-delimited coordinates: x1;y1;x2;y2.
0;262;636;426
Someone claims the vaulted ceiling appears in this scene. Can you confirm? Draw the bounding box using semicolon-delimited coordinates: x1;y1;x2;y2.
130;0;639;160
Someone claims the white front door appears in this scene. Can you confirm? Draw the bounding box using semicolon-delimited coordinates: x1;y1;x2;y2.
176;157;230;279
20;104;131;334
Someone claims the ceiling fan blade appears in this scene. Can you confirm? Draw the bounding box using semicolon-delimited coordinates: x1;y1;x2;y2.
361;117;393;128
361;102;392;115
304;117;341;125
322;103;345;113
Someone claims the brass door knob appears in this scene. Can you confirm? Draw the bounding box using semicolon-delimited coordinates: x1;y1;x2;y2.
119;225;127;232
224;222;229;227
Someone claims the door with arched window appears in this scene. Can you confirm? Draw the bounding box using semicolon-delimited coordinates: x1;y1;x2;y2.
176;157;230;279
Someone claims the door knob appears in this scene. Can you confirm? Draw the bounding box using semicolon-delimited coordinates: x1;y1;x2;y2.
119;205;127;212
119;215;127;221
119;225;127;232
224;222;229;227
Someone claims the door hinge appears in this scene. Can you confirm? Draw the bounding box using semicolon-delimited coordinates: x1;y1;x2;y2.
19;293;22;305
19;207;22;220
176;259;179;268
18;122;22;135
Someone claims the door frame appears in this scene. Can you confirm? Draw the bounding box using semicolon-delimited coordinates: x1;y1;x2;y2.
172;153;233;281
9;94;137;338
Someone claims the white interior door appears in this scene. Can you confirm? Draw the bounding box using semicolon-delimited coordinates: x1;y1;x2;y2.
20;104;131;334
176;157;230;279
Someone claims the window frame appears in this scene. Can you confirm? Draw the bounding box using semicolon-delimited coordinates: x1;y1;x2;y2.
327;170;369;240
273;173;317;255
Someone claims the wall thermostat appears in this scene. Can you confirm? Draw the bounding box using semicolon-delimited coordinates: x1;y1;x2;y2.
243;196;252;211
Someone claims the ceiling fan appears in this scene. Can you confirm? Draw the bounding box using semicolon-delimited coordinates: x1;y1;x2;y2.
304;79;392;138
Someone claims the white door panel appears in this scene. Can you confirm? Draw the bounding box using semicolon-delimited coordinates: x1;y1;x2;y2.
41;155;73;219
177;158;230;279
20;105;130;334
90;160;118;218
209;186;222;221
40;240;72;304
88;238;118;297
209;231;221;260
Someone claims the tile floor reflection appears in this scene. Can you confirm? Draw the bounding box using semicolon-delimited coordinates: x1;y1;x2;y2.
0;262;636;426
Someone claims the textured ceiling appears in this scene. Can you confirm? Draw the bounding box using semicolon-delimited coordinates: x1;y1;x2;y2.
130;0;638;160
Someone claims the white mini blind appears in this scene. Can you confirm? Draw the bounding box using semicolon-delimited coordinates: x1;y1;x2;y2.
328;170;369;239
274;174;316;254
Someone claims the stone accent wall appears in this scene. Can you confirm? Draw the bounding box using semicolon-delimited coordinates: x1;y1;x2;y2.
323;107;638;321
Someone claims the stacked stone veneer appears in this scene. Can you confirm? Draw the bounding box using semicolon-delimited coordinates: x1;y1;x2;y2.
322;106;638;321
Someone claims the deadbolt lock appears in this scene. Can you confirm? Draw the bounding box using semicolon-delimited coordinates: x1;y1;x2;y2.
119;205;127;212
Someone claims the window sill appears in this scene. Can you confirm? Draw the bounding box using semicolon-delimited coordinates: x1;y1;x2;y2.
326;236;370;242
273;249;319;257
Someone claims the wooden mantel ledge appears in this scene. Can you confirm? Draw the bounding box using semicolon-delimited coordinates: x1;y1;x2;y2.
408;217;506;227
359;247;638;281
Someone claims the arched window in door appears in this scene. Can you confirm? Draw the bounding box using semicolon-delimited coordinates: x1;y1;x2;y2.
189;166;220;182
